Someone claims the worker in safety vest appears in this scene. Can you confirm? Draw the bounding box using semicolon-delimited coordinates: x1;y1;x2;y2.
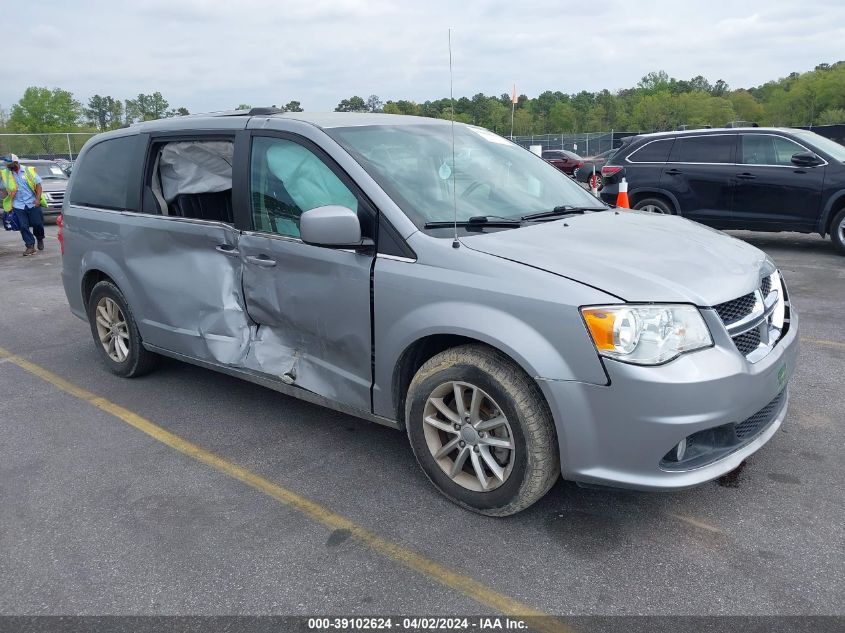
1;154;48;255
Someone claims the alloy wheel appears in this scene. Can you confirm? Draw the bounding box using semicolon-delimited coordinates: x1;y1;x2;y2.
422;381;515;492
95;297;130;362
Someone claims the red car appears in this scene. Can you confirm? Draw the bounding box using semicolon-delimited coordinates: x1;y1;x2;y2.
541;149;582;175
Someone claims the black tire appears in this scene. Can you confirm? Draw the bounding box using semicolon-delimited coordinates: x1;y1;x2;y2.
831;207;845;255
87;280;158;378
633;197;675;215
405;344;559;516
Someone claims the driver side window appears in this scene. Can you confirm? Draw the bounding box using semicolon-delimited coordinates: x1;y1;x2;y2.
250;136;359;238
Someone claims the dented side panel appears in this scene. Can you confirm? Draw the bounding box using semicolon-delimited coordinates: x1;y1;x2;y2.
119;214;252;365
238;233;373;412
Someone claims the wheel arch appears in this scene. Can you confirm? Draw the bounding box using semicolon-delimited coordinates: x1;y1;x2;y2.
629;188;681;214
390;330;563;429
819;190;845;237
78;251;137;313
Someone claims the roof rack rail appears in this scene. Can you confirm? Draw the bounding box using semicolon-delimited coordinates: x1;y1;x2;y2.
724;120;759;128
248;106;285;116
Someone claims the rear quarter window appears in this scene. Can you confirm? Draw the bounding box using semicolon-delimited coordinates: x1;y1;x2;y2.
69;135;140;210
627;138;674;163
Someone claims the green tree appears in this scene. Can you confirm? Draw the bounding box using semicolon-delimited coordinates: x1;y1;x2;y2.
125;92;170;122
727;90;765;123
335;96;368;112
284;100;304;112
548;102;575;132
818;108;845;124
9;87;82;153
9;87;81;132
85;95;124;131
366;95;383;112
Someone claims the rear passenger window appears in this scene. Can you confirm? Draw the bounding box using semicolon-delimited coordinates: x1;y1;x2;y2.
69;135;138;209
627;138;674;163
142;139;235;223
668;135;735;164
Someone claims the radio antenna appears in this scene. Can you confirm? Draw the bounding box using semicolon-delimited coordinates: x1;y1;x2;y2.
449;28;459;249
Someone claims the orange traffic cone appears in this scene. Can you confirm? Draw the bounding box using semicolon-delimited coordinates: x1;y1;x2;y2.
616;177;630;209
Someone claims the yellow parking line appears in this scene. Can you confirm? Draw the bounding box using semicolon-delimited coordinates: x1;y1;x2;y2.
0;345;571;632
801;338;845;350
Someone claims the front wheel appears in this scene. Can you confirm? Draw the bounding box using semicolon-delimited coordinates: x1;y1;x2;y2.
405;345;559;516
831;208;845;255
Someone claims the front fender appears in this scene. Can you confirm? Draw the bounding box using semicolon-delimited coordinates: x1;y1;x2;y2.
371;253;613;420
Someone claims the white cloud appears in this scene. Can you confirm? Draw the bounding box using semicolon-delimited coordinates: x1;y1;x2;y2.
3;0;844;113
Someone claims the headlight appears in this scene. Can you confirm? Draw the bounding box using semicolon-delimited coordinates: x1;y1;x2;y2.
581;304;712;365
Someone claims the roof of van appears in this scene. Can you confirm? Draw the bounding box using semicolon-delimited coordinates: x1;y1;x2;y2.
130;111;452;131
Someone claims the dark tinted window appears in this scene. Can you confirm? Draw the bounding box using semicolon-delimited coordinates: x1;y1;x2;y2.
741;134;806;166
628;138;674;163
70;135;138;209
668;135;735;164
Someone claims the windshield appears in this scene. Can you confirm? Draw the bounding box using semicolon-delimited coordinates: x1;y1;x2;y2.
329;124;606;228
791;130;845;163
27;163;68;179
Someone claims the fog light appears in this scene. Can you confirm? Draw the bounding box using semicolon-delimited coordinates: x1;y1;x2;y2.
675;438;687;462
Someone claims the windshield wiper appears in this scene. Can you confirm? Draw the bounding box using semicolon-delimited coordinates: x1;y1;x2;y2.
424;215;522;229
520;205;606;221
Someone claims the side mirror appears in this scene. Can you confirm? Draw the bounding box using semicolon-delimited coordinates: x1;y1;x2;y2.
300;205;372;249
791;151;823;167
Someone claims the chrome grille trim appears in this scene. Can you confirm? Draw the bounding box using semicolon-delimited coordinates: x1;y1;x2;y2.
711;271;787;363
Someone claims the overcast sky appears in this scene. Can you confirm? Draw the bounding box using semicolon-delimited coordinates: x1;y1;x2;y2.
5;0;845;113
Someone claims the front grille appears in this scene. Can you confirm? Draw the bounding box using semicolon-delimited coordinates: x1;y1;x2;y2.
734;390;786;440
714;292;756;325
711;274;786;361
733;328;761;355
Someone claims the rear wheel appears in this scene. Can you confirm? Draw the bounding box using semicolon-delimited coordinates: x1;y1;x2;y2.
405;345;559;516
634;197;674;214
87;281;158;377
831;208;845;255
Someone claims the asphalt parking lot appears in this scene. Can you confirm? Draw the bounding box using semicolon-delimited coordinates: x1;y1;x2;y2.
0;225;843;624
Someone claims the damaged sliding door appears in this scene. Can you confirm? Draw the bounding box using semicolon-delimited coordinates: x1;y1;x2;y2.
238;133;376;412
123;215;251;364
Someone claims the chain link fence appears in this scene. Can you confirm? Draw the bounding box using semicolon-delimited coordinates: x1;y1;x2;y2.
510;131;637;157
0;132;97;161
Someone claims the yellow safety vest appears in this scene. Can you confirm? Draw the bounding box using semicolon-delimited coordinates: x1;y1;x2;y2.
1;166;50;212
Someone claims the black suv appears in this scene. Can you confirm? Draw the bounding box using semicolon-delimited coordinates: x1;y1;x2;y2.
600;128;845;254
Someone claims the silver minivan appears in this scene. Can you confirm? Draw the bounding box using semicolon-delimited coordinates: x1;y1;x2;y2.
60;111;798;515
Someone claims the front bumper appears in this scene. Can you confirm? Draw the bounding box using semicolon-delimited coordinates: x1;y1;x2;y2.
41;204;61;218
539;306;799;490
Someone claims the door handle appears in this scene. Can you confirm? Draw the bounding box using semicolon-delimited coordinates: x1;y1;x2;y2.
246;255;277;268
215;244;240;256
664;168;683;175
736;173;756;180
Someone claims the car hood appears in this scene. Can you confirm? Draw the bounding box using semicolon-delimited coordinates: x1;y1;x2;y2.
460;211;768;306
